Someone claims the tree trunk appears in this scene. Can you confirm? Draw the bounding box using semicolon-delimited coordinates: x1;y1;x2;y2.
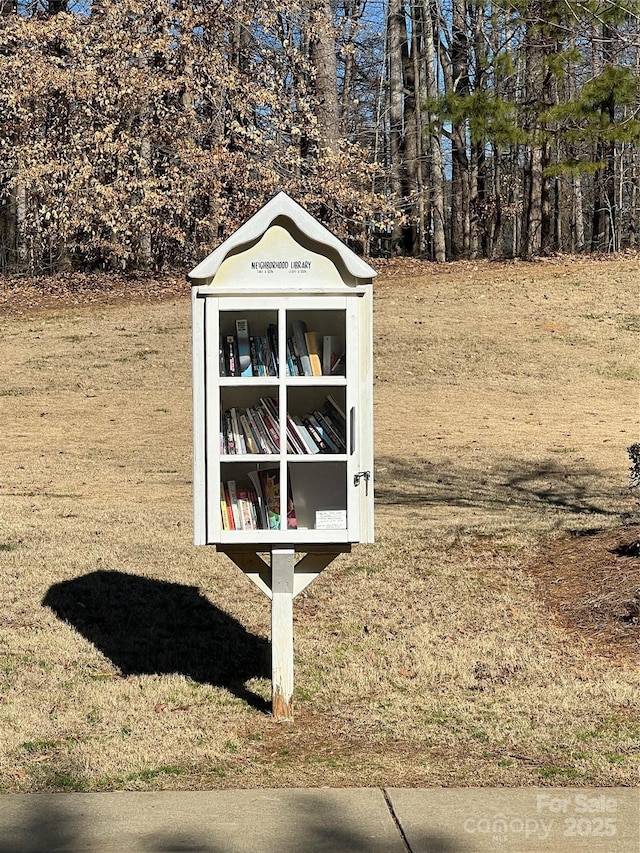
632;39;640;247
310;0;339;154
521;0;545;259
15;175;27;268
591;23;617;252
387;0;406;251
1;0;16;267
490;145;503;258
450;0;469;258
339;0;362;137
630;138;639;247
523;145;543;258
567;38;585;251
540;50;556;254
573;173;585;251
470;2;486;258
402;0;420;255
423;0;446;261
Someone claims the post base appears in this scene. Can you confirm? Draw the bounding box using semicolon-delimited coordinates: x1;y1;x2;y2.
272;691;294;722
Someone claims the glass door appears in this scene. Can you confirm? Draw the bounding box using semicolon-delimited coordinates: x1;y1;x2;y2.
208;297;358;545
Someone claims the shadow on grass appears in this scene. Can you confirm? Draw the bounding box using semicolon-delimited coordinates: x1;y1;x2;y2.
375;456;622;521
42;571;270;712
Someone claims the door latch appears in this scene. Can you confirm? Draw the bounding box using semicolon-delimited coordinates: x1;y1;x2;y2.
354;471;371;496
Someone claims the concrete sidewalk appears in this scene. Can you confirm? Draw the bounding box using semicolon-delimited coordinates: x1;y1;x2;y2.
0;787;637;852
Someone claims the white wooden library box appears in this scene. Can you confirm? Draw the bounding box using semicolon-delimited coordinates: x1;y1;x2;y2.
189;192;376;552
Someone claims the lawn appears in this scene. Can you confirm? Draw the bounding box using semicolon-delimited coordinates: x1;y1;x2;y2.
0;256;638;792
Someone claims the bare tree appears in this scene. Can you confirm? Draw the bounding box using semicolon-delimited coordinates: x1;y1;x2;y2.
310;0;340;153
423;0;445;261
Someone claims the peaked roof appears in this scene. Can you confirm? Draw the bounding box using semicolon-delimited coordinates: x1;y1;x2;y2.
188;192;377;282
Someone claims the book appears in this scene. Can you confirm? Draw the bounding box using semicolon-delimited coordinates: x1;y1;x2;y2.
258;468;281;529
321;405;346;446
247;470;268;528
246;407;270;453
287;337;302;375
236;320;253;377
219;335;226;376
291;319;312;376
223;410;236;454
254;406;279;453
256;334;276;377
307;413;339;452
314;409;345;452
285;413;309;454
303;417;329;452
260;395;279;420
246;489;259;528
230;407;246;453
325;393;346;421
220;482;230;530
249;336;261;376
227;480;241;529
330;352;346;375
322;335;343;375
224;335;239;377
257;467;297;530
267;324;279;374
291;416;320;454
237;488;255;529
258;398;281;451
239;412;259;454
223;483;235;529
305;330;323;377
254;336;267;376
221;481;265;529
285;339;297;376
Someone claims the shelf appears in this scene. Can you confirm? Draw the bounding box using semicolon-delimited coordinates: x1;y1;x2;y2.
285;376;347;386
219;376;279;386
222;454;347;461
219;375;346;385
284;453;348;461
219;529;351;545
220;454;280;463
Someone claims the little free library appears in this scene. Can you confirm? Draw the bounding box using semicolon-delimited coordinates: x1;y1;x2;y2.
188;192;376;720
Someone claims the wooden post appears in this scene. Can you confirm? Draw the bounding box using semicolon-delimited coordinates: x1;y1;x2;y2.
271;548;295;721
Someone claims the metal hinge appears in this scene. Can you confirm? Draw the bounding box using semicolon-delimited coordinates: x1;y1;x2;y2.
354;471;371;496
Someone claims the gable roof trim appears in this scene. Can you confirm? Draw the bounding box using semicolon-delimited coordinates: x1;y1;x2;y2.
188;192;377;282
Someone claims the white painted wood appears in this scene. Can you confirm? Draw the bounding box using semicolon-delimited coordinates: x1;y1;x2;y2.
188;192;377;283
210;227;344;290
191;290;207;545
357;288;375;542
218;529;352;547
196;292;366;305
191;194;375;554
204;298;221;544
190;195;378;725
293;551;341;597
220;549;273;599
195;286;368;298
271;549;295;721
346;297;360;541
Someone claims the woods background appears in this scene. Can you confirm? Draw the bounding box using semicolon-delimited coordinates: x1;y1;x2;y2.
1;0;639;272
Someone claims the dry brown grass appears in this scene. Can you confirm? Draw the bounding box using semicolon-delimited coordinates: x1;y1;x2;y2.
0;256;638;792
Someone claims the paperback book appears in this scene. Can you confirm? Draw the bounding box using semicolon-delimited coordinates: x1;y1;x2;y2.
220;468;297;530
